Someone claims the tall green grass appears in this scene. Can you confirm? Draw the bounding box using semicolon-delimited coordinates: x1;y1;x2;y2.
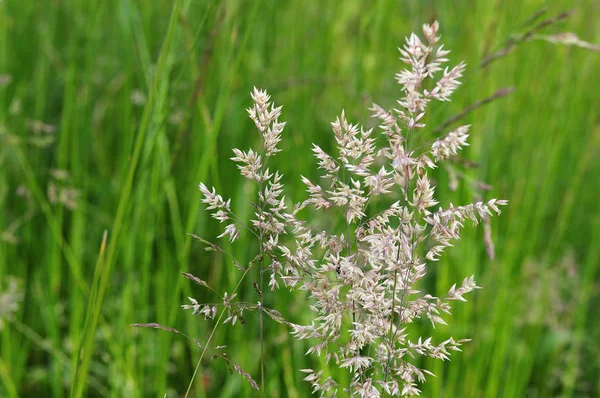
1;0;598;397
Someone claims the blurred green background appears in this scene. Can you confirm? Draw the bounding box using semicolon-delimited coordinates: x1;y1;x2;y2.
1;0;599;397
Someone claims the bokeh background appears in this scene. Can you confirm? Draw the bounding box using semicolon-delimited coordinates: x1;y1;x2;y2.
1;0;599;397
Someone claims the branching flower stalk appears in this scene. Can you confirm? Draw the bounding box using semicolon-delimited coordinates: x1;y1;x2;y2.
179;21;506;397
246;88;286;394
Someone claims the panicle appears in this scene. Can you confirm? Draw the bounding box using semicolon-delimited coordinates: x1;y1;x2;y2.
431;125;470;160
189;21;507;397
247;86;286;156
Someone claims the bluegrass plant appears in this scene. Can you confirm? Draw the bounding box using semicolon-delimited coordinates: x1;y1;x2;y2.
1;1;599;397
141;22;508;397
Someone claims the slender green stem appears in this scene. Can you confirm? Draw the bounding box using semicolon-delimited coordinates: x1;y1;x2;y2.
184;264;254;397
184;309;226;398
258;148;267;397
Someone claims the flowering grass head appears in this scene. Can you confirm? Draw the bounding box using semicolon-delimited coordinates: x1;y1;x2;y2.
171;21;506;397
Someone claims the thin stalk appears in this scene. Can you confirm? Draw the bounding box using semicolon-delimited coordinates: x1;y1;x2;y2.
383;121;415;394
184;264;254;397
184;309;226;398
257;142;268;397
258;238;266;396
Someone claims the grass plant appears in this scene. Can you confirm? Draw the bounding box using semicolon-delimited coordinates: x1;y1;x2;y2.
0;1;599;397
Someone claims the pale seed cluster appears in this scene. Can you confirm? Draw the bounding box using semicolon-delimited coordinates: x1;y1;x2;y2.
191;21;506;397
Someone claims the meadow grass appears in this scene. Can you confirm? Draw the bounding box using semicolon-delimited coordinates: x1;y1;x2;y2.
0;0;599;397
